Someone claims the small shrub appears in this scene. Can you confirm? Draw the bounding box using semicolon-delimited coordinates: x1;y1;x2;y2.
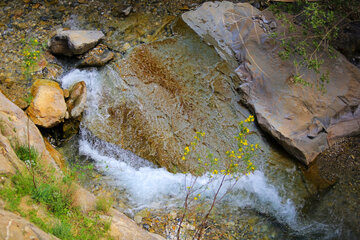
51;221;73;240
32;183;71;216
0;146;112;240
15;145;38;165
96;195;114;213
177;115;260;239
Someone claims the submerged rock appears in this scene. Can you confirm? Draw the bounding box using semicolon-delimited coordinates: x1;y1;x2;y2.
182;1;360;165
84;20;258;171
26;79;67;128
49;29;105;56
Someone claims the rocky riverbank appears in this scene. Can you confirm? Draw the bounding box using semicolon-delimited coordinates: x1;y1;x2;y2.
0;0;359;239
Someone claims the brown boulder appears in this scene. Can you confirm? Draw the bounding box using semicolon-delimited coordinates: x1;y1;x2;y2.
0;91;61;173
66;81;87;118
78;44;115;67
26;79;67;128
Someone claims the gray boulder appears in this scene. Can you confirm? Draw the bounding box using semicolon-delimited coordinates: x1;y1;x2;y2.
183;1;360;165
49;30;105;56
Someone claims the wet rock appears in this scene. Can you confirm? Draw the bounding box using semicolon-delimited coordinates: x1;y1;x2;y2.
62;117;81;139
63;89;69;98
66;81;87;118
111;3;133;17
182;1;360;165
134;215;142;224
49;29;105;56
78;44;114;67
86;20;255;171
26;79;67;128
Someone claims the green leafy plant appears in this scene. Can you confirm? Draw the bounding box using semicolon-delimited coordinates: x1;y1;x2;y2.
268;0;359;93
15;143;38;189
51;221;73;240
176;115;260;240
24;94;34;105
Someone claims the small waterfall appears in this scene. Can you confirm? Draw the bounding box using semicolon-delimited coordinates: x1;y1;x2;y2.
59;68;337;239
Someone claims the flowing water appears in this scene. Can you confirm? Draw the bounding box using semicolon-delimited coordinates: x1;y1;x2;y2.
56;14;354;240
58;68;340;239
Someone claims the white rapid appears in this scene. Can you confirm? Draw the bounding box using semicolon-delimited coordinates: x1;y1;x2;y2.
59;69;334;238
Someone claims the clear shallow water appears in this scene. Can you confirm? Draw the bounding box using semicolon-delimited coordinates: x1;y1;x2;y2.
59;68;338;239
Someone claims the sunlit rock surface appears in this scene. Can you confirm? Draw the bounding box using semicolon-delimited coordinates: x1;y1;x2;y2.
0;208;59;240
183;1;360;165
49;29;104;56
26;79;67;128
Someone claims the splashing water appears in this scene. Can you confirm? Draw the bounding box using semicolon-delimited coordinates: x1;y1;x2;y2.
59;68;336;239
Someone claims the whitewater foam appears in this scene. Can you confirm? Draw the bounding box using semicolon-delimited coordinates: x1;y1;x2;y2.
59;69;335;237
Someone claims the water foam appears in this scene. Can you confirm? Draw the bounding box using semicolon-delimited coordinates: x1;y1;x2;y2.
60;68;104;121
60;69;332;236
78;127;298;226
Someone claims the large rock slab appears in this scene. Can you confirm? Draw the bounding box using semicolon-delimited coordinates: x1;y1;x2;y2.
0;209;59;240
182;1;360;165
26;79;67;128
49;30;105;56
109;208;165;240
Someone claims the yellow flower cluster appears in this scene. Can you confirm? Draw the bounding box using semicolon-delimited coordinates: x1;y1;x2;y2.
181;132;205;161
22;39;43;75
245;115;255;123
194;193;201;200
181;116;258;179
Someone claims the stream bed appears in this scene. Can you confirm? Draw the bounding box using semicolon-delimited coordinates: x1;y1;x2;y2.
57;67;341;240
56;10;357;240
